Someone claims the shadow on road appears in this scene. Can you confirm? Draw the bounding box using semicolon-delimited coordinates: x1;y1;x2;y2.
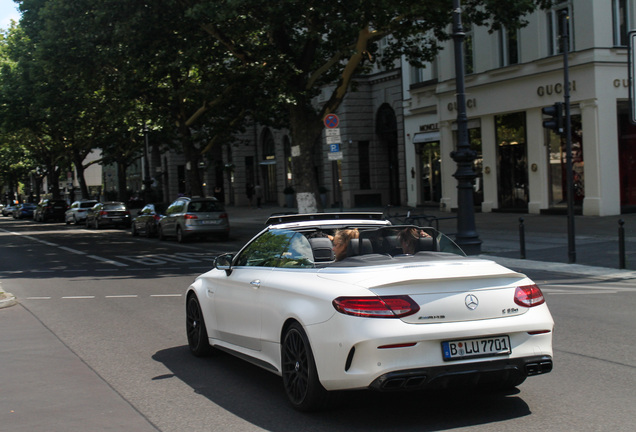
153;345;532;431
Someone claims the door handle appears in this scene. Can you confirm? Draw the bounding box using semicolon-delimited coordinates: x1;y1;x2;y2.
250;280;261;289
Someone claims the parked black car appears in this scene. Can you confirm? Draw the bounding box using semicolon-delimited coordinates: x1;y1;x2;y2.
131;203;168;237
86;202;132;229
34;199;68;222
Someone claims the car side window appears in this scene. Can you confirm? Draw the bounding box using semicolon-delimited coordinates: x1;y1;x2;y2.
166;201;184;215
234;229;314;268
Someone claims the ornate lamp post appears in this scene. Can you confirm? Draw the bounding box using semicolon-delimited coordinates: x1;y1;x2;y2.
450;1;482;255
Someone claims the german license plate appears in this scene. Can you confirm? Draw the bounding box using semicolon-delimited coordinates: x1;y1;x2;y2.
200;220;218;224
112;218;122;222
442;335;511;361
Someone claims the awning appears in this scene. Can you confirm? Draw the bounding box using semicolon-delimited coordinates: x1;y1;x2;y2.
413;131;440;144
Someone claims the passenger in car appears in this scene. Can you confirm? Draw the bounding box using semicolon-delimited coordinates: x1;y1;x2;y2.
331;229;359;261
397;227;431;254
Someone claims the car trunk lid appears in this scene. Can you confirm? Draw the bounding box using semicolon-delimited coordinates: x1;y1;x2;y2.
319;257;531;323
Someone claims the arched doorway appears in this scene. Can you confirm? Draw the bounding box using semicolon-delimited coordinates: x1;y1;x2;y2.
376;103;401;206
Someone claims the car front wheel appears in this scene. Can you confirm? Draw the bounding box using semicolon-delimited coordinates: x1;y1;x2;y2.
186;295;212;356
281;322;329;411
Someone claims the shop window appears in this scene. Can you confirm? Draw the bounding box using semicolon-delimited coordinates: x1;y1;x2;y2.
546;113;584;207
495;112;528;210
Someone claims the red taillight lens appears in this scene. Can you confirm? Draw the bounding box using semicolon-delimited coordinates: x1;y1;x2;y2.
184;214;198;219
333;296;420;318
99;210;107;216
153;215;161;221
514;284;545;308
219;213;228;219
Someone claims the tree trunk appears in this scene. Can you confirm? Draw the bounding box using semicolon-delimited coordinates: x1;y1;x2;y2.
178;124;204;197
288;103;324;213
117;161;127;201
72;149;90;199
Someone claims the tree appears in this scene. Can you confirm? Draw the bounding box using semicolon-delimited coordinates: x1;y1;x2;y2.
180;0;552;212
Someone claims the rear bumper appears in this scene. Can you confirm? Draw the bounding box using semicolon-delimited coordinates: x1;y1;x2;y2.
369;355;553;391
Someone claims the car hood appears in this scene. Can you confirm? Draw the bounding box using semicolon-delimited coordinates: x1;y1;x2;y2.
318;256;533;324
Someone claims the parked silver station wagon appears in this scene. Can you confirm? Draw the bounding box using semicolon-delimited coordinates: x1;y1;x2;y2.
157;197;229;242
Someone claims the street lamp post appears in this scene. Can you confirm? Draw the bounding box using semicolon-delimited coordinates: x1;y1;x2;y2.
450;1;482;255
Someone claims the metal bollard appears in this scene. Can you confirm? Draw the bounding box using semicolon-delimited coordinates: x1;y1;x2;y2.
519;217;526;259
619;219;626;269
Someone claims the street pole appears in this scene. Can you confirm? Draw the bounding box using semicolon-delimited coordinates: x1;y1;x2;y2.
450;0;482;255
561;10;576;263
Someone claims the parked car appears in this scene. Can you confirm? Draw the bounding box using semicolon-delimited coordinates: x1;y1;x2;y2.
12;203;37;219
158;197;229;242
86;202;131;229
34;199;68;222
2;204;17;217
65;200;99;225
185;213;554;411
131;202;168;237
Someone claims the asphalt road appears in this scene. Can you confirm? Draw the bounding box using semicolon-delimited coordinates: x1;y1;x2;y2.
1;216;635;431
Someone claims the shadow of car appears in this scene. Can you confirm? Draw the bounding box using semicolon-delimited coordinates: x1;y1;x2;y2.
65;200;99;225
12;203;37;219
86;202;132;229
34;199;68;222
131;202;168;237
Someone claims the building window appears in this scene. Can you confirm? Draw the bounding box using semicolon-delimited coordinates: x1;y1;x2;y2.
613;0;629;47
499;26;519;67
464;30;474;74
547;3;572;56
410;61;438;85
358;141;371;190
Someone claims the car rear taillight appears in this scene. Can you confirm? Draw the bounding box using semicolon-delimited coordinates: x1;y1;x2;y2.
514;284;545;308
219;213;228;219
99;210;107;216
184;214;198;219
153;215;161;221
333;296;420;318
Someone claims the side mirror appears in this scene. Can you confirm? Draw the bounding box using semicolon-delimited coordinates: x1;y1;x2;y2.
215;253;234;275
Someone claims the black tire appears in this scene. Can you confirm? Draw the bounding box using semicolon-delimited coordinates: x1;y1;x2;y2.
176;226;185;243
158;225;165;241
131;223;139;236
281;322;329;411
145;222;153;238
186;295;212;356
94;219;100;229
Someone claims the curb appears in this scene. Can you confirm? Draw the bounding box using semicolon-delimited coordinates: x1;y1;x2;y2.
0;292;18;309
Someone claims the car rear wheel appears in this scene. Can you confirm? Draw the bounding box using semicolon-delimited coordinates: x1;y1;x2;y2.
281;322;329;411
158;226;165;241
145;222;153;238
186;295;212;357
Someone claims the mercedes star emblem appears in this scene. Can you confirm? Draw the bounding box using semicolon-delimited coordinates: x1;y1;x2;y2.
465;294;479;310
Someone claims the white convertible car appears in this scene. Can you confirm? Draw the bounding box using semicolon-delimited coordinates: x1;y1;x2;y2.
186;213;554;411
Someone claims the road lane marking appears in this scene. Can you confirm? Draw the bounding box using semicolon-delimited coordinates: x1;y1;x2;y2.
105;295;139;298
62;296;95;299
58;246;86;255
150;294;182;297
87;255;128;267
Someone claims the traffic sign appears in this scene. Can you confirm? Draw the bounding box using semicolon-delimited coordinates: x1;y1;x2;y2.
324;114;339;129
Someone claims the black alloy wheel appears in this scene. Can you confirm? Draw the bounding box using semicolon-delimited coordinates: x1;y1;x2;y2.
281;322;329;411
186;295;212;356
